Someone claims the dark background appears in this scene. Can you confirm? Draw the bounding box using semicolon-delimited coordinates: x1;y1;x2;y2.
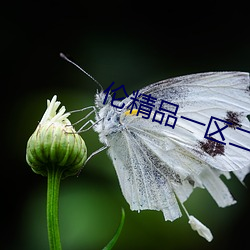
2;1;250;250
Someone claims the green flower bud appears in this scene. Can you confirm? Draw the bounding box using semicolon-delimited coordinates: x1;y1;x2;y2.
26;95;87;178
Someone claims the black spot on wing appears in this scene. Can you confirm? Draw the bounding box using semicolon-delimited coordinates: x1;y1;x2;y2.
186;177;195;186
246;84;250;94
199;138;225;157
225;111;243;129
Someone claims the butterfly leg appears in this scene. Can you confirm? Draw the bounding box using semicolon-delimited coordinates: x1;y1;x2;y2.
70;106;96;126
85;145;108;165
77;145;108;176
77;117;104;132
68;106;102;132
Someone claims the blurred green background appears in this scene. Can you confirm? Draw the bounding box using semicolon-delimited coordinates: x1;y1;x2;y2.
2;2;250;250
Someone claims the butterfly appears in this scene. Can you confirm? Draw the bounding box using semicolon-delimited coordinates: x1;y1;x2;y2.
92;72;250;241
61;55;250;241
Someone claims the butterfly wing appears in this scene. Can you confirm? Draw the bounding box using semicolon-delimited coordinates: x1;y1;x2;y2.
105;72;250;221
123;71;250;173
107;122;182;221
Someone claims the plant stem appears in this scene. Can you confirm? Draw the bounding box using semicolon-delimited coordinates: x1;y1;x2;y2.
47;165;63;250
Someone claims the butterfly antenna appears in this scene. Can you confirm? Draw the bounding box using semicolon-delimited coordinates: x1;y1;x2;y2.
60;53;103;91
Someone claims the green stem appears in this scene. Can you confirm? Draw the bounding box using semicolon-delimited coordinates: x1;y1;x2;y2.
47;165;63;250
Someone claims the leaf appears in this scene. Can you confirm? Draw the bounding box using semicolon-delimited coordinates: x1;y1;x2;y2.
102;208;125;250
247;114;250;122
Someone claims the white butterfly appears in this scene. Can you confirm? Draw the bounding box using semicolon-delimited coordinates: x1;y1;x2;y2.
89;72;250;242
61;53;250;242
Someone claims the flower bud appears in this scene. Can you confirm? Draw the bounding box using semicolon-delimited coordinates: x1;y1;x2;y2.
26;95;87;178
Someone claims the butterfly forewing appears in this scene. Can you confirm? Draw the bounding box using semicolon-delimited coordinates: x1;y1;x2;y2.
120;72;250;172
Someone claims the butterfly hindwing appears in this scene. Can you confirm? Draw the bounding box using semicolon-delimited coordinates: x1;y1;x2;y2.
107;115;236;221
107;122;182;221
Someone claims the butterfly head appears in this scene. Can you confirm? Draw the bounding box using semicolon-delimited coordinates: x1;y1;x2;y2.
94;90;112;110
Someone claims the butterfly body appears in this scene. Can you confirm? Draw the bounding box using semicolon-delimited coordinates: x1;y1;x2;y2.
94;93;124;144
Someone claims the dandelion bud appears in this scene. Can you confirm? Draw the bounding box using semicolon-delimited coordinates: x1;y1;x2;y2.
26;95;87;178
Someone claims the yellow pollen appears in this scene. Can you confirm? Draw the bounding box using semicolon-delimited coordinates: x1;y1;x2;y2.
124;109;138;116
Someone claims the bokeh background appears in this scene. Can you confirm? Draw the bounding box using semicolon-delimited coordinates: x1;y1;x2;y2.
2;1;250;250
